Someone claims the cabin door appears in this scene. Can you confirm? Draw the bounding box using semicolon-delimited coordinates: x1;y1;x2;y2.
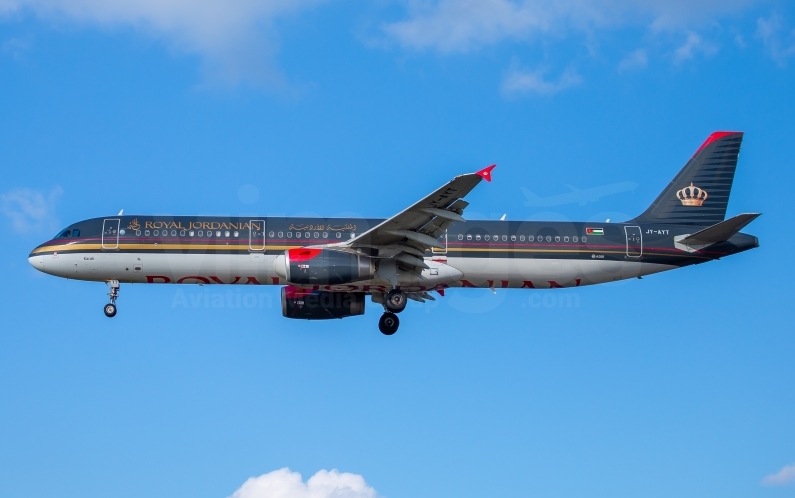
102;219;120;250
249;219;266;252
624;226;642;258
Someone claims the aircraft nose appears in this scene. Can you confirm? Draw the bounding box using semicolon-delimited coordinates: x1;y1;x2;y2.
29;248;45;272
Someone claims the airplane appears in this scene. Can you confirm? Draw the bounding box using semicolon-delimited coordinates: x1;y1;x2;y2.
29;131;760;335
521;181;639;207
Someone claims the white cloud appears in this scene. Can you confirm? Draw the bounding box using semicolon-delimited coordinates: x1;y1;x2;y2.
501;63;582;96
382;0;761;52
673;32;717;62
762;462;795;486
617;48;647;71
0;0;323;86
756;14;795;66
229;468;379;498
1;35;32;59
0;186;63;234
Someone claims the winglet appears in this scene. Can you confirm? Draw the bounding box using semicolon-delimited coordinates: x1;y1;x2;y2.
476;164;496;182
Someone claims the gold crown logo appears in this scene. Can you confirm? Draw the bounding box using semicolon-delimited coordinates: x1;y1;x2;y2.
127;218;140;230
676;183;708;206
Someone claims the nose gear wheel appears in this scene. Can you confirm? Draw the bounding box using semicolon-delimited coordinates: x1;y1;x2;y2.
104;280;120;318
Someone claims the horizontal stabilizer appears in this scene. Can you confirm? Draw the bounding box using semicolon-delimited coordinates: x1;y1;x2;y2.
674;213;761;252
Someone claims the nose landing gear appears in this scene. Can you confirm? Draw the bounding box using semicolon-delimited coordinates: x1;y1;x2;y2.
104;280;120;318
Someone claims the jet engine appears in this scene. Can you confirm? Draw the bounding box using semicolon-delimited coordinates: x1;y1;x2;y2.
281;286;365;320
274;248;375;285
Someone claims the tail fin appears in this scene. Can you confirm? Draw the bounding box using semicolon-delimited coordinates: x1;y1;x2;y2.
631;131;744;226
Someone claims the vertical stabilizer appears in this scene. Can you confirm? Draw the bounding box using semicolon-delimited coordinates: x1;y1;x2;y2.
631;131;743;226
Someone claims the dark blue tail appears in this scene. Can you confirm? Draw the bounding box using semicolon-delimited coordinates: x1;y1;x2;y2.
631;131;743;226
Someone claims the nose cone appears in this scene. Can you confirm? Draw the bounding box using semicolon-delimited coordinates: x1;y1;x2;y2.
29;246;46;273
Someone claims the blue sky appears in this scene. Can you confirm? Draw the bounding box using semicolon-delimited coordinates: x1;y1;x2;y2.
1;1;794;497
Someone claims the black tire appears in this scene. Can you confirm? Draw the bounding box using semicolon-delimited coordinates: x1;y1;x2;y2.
385;290;407;313
378;312;399;335
104;303;117;318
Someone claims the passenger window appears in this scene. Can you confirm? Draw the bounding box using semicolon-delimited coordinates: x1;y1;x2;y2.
511;235;516;241
582;236;587;243
546;236;552;242
336;233;341;238
458;234;463;240
323;232;328;238
528;235;534;242
520;235;525;241
564;236;569;242
502;235;507;241
467;234;472;241
573;236;578;242
555;236;560;242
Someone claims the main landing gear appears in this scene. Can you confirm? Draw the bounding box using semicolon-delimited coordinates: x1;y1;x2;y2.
104;280;120;318
379;312;400;336
378;289;406;335
385;289;407;313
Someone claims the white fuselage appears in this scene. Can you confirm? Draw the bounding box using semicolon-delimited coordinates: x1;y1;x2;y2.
29;251;675;293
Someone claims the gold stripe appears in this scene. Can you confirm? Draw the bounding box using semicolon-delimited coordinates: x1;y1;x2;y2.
32;243;698;259
31;243;301;254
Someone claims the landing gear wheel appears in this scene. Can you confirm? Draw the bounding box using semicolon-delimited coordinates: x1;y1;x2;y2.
385;290;407;313
379;312;399;335
104;303;117;318
105;280;120;318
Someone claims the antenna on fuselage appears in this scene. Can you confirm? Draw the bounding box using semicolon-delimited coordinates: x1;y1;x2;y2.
118;209;124;216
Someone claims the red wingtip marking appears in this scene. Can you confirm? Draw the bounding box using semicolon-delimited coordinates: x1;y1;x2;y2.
437;288;445;297
476;164;496;182
693;131;743;157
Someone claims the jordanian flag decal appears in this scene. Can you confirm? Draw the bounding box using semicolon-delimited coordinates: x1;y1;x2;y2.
586;228;604;235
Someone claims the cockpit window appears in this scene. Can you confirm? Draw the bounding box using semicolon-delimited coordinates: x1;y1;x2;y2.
72;229;80;237
57;229;71;238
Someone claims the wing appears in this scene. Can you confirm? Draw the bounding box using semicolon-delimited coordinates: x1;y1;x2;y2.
333;164;495;281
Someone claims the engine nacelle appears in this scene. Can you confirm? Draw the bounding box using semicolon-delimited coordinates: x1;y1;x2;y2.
274;248;375;285
281;286;365;320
